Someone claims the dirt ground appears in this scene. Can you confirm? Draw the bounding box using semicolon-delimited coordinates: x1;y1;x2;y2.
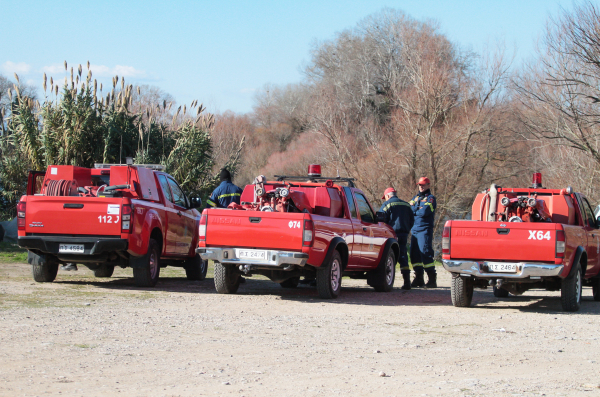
0;261;599;397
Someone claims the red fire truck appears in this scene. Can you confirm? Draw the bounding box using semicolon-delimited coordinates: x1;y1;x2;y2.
197;165;400;299
17;164;205;287
442;173;600;312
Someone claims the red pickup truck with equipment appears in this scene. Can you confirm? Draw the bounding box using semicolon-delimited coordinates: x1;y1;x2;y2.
197;165;400;299
442;173;600;312
17;164;205;287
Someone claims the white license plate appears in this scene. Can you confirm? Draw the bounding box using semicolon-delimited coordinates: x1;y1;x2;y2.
59;244;84;254
487;263;517;273
237;250;267;260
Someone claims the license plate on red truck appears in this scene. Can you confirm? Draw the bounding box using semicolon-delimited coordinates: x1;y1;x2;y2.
59;244;84;253
488;262;517;273
237;249;267;260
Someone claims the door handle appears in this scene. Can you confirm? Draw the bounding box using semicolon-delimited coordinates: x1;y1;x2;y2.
362;227;367;232
177;211;182;216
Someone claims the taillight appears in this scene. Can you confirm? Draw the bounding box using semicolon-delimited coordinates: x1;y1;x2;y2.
556;229;565;258
303;219;314;247
199;214;207;241
121;204;133;233
17;201;26;230
442;226;451;255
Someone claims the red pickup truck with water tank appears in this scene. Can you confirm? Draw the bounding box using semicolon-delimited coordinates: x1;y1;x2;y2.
442;173;600;311
17;163;205;287
197;165;400;298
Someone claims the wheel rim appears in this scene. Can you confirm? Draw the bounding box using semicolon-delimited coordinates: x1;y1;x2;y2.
331;259;341;291
575;269;582;302
149;251;158;279
385;255;394;285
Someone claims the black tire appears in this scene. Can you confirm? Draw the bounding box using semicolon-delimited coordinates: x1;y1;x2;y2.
29;252;59;283
368;248;396;292
451;275;473;307
214;262;240;294
493;285;509;298
561;262;582;312
316;250;342;299
593;278;600;302
93;264;114;278
185;254;208;281
132;238;161;287
280;277;300;288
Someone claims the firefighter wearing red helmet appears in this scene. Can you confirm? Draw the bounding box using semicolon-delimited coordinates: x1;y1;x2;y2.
380;187;414;290
408;177;437;288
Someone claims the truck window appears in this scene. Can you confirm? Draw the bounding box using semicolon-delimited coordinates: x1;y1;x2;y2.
582;197;598;228
157;175;173;203
343;187;358;219
355;193;375;223
168;178;187;208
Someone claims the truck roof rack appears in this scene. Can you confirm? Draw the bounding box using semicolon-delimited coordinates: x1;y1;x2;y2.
273;175;355;187
94;163;166;171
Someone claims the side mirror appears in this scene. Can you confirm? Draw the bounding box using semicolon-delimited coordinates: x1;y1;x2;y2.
376;211;386;223
189;196;202;209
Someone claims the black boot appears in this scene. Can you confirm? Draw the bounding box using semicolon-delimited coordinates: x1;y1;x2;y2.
425;272;437;288
411;273;425;288
401;273;411;290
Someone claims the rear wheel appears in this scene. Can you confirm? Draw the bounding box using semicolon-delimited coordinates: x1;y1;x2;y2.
368;248;395;292
493;285;509;298
317;250;342;299
214;262;241;294
93;264;115;278
561;262;582;312
132;239;160;287
185;254;208;281
451;275;473;307
30;252;59;282
280;277;300;288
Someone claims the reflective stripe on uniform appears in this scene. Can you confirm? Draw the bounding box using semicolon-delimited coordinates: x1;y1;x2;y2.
398;264;410;270
423;262;435;268
424;202;435;212
409;200;415;205
412;263;423;268
207;199;216;207
383;201;411;212
218;193;241;199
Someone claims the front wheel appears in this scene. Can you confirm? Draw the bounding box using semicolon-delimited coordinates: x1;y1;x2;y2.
593;278;600;302
132;239;161;287
214;262;241;294
316;250;342;299
493;285;509;298
561;263;582;312
93;264;115;278
451;275;473;307
185;254;208;281
280;277;300;288
30;252;59;282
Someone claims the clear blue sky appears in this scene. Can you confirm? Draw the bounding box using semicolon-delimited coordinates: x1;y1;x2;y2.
1;0;574;114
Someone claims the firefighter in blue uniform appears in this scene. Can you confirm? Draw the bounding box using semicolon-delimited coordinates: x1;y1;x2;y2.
380;187;414;290
206;169;243;209
409;177;437;288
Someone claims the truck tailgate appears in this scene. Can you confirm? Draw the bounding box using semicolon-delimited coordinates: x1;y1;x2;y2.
205;209;305;250
25;196;124;235
450;221;558;262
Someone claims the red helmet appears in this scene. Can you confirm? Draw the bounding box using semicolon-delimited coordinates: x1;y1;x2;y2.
381;187;396;199
417;177;430;186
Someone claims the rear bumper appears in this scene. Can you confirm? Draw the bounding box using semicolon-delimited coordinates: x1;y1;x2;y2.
442;259;564;279
196;247;309;268
18;236;128;262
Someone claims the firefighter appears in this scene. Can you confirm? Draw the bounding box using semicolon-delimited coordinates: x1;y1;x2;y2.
380;187;414;290
206;169;243;209
409;177;437;288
